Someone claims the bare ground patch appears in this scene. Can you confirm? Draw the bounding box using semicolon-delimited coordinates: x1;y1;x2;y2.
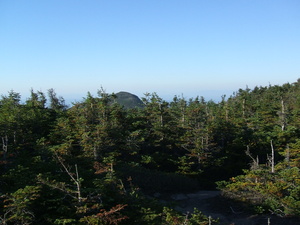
156;191;299;225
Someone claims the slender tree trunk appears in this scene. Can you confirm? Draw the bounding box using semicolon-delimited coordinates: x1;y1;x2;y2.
55;153;82;203
75;164;82;203
245;145;259;170
281;99;286;131
242;99;245;118
271;140;275;173
286;145;290;168
93;145;99;160
208;216;212;225
2;135;8;161
225;102;229;121
181;111;185;127
159;103;163;127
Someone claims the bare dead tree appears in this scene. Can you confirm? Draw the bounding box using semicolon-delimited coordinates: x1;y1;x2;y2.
54;152;82;203
270;140;275;173
267;141;275;173
242;98;246;118
2;135;8;161
225;101;229;122
208;215;212;225
183;212;189;225
285;145;290;168
280;98;286;131
245;145;259;170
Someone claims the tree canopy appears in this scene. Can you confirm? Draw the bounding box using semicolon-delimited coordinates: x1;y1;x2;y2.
1;80;300;224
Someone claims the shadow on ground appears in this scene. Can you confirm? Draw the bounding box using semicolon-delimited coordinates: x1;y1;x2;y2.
155;191;299;225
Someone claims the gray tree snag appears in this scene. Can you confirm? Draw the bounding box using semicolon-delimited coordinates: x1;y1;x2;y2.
280;99;286;131
245;145;259;170
2;135;8;161
285;145;290;168
242;98;246;118
270;140;275;173
55;152;82;203
267;141;275;173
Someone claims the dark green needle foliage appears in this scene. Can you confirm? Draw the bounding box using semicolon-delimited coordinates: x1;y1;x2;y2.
1;80;300;223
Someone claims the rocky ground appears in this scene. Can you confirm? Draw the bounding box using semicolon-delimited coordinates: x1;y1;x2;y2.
156;191;299;225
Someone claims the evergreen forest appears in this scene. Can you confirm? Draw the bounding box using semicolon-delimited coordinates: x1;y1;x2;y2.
1;80;300;224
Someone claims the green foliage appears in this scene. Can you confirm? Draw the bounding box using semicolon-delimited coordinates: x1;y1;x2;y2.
161;207;218;225
3;185;41;225
217;167;300;217
188;208;219;224
2;81;300;222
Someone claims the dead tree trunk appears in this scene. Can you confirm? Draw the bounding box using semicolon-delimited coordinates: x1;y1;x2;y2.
280;99;286;131
242;98;246;118
55;153;82;203
270;140;275;173
245;145;259;170
286;145;290;168
2;135;8;161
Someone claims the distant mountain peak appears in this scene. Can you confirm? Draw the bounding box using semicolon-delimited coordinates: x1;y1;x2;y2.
115;91;144;109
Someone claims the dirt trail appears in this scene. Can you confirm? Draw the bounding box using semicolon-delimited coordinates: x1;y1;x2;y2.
159;191;299;225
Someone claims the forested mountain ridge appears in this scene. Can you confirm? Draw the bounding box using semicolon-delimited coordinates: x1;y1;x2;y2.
114;91;145;109
0;80;300;224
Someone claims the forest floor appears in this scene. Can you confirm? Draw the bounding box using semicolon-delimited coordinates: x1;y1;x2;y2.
156;191;299;225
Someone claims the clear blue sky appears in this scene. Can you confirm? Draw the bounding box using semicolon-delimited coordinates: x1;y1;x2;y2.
1;0;299;103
